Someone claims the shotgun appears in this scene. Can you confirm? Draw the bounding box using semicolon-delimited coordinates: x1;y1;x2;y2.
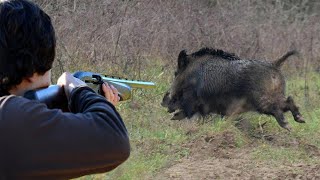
23;71;156;111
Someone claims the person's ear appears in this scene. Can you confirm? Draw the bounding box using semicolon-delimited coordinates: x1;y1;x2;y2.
25;73;38;83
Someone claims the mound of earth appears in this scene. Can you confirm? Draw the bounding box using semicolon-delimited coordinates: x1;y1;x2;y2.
154;130;320;180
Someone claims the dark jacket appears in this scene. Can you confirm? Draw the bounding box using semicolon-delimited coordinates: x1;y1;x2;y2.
0;86;130;179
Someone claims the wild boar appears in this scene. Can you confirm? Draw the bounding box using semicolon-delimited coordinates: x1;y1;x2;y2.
161;48;305;131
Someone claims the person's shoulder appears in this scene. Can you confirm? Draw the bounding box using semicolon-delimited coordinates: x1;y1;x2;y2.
0;95;30;107
0;95;46;115
0;95;29;126
0;95;22;107
0;95;52;127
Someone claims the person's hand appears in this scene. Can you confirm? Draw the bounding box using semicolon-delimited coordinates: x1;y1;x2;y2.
102;82;120;106
57;72;119;106
57;72;87;99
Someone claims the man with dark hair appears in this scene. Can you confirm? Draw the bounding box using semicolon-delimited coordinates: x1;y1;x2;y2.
0;0;130;179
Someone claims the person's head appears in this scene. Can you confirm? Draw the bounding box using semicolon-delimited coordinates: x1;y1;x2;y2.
0;0;55;96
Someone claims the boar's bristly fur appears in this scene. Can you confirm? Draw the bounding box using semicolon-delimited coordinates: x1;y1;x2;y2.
162;47;304;131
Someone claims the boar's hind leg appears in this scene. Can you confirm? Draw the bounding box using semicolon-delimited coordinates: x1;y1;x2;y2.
283;96;305;123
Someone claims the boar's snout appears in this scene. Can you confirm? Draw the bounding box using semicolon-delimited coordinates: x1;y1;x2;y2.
161;91;180;113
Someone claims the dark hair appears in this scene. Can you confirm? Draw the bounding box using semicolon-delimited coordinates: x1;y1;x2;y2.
0;0;56;96
191;47;241;61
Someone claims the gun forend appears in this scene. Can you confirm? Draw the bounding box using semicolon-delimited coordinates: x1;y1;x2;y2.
73;71;156;89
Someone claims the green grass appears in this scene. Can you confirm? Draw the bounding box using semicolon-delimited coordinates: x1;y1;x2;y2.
251;144;316;164
72;60;320;180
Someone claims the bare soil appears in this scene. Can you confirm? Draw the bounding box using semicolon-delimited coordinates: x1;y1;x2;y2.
154;121;320;180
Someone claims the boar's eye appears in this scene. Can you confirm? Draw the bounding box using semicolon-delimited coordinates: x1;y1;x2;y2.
174;71;178;77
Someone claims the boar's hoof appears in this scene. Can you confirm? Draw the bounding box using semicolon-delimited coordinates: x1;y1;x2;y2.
294;114;305;123
171;111;186;120
281;123;292;132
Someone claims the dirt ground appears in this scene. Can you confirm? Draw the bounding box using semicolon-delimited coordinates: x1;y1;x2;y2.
154;125;320;180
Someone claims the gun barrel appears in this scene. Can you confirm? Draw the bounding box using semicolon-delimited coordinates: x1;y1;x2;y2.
101;75;155;89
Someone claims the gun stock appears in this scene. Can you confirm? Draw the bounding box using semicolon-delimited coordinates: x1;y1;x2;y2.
24;85;69;111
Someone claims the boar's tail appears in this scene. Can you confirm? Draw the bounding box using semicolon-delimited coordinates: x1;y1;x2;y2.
273;50;299;67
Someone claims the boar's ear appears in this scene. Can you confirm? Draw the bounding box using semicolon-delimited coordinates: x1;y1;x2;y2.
177;50;189;71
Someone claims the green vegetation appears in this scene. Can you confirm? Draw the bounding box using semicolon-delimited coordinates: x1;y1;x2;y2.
73;61;320;180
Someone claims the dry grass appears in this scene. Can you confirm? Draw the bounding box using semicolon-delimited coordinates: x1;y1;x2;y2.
34;0;320;80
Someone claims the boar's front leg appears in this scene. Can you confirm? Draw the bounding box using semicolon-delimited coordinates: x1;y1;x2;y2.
283;96;305;123
271;109;291;131
181;99;197;118
176;87;198;119
257;99;291;131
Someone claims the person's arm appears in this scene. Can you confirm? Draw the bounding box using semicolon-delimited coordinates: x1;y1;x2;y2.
1;86;130;179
